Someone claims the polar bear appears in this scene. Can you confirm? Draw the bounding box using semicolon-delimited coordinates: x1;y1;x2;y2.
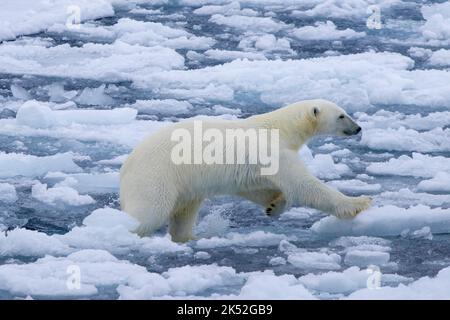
120;99;371;242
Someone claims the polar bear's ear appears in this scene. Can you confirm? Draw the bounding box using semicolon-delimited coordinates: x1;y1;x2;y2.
312;106;320;118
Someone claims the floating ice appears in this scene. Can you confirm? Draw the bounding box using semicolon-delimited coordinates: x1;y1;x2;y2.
0;183;18;203
0;0;114;41
420;1;450;46
367;153;450;178
312;205;450;237
347;266;450;299
75;85;115;106
203;49;267;62
209;14;287;33
362;127;450;152
127;99;193;115
31;181;95;206
327;179;381;194
418;172;450;193
195;231;294;249
291;21;365;41
0;152;81;178
288;251;342;271
16;100;137;128
344;250;390;268
300;146;351;179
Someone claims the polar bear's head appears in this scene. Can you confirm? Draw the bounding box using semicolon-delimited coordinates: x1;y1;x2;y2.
307;99;361;137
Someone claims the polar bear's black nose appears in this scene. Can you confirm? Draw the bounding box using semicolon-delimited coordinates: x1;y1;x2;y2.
355;126;361;134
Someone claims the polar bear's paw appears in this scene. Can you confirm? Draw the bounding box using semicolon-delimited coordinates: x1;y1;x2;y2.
265;193;287;217
333;196;372;219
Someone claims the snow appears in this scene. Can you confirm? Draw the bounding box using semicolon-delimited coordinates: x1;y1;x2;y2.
361;127;450;152
300;146;351;179
0;40;184;82
0;152;81;178
291;21;365;41
327;179;381;194
428;49;450;67
127;99;193;115
196;231;294;249
209;14;287;33
367;153;450;178
347;266;450;299
344;250;390;268
0;0;115;41
288;251;342;271
0;183;18;203
31;181;95;206
417;172;450;193
420;2;450;46
312;205;450;237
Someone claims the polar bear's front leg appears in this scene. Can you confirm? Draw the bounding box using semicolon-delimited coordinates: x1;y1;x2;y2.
272;152;372;218
169;199;202;243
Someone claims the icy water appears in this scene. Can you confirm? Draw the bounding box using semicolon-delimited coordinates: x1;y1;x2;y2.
1;0;450;299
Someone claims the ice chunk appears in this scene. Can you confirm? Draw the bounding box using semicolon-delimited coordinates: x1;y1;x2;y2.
204;49;266;62
45;172;119;194
291;21;365;40
287;251;342;271
164;264;242;296
344;250;390;268
0;40;184;82
327;180;381;194
209;14;287;33
0;228;71;257
16;101;137;127
0;249;148;297
196;231;294;249
312;205;450;237
75;85;115;106
420;2;450;46
367;153;450;178
0;152;81;178
418;172;450;193
236;272;315;300
16;100;56;128
194;251;211;260
362;127;450;152
378;188;450;207
127;99;193;115
0;0;114;41
347;266;450;299
31;181;95;206
428;49;450;66
298;267;373;294
0;183;18;203
400;226;433;240
300;146;351;179
10;84;30;100
269;257;286;266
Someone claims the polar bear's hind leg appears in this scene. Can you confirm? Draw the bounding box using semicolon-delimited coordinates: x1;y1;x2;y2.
168;199;203;243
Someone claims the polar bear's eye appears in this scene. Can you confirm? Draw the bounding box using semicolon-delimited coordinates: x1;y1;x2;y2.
338;115;345;119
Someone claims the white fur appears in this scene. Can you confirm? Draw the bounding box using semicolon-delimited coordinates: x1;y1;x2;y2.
120;99;371;242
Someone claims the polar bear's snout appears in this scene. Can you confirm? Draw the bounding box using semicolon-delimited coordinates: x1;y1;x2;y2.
342;116;362;136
